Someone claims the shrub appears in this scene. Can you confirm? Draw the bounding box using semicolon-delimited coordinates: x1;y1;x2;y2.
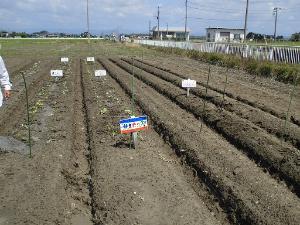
207;53;223;65
244;59;259;75
223;55;240;68
273;65;299;83
186;49;200;60
257;63;273;77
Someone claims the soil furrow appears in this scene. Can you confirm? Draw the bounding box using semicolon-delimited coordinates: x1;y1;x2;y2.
0;59;57;134
126;58;300;149
9;61;37;80
99;57;300;225
79;59;98;225
82;59;228;225
111;58;300;195
135;58;300;127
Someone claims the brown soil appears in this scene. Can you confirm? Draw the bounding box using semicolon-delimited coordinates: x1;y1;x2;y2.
130;58;300;149
99;57;300;225
140;56;300;126
111;58;300;193
81;60;229;225
1;53;299;225
0;58;92;225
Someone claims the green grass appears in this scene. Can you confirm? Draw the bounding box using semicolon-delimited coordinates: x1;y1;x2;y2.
147;45;300;85
0;39;164;58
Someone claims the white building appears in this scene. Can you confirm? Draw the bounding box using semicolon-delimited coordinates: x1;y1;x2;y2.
152;26;191;41
206;28;245;43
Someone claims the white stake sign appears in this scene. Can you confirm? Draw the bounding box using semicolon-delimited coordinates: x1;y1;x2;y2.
182;79;197;97
61;57;69;63
95;70;107;77
50;70;63;77
87;57;95;62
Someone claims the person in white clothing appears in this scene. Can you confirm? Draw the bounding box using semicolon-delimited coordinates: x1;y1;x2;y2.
0;56;12;107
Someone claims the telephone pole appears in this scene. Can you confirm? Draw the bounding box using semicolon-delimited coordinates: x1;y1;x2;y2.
185;0;188;41
167;23;169;36
149;20;151;37
87;0;90;41
273;7;282;40
243;0;249;43
157;6;160;40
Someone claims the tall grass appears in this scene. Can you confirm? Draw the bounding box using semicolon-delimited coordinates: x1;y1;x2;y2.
146;46;300;85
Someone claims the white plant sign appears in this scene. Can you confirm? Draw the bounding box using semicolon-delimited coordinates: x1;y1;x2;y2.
87;57;95;62
182;79;197;88
50;70;63;77
95;70;107;77
61;57;69;63
182;79;196;97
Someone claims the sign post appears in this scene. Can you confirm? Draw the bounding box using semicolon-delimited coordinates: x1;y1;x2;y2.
120;116;148;149
182;79;197;97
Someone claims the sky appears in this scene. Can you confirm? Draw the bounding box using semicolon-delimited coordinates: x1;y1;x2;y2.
0;0;299;36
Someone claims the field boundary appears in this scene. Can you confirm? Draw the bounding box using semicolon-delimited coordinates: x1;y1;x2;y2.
135;40;300;64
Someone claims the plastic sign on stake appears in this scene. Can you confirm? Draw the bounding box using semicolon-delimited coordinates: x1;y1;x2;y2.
182;79;197;88
182;79;197;97
50;70;63;77
95;70;107;77
87;57;95;62
120;116;148;134
61;57;69;63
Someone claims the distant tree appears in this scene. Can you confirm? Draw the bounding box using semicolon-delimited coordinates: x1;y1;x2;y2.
246;32;264;40
290;32;300;41
276;35;284;40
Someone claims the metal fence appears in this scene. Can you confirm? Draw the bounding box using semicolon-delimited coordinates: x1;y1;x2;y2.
134;40;300;64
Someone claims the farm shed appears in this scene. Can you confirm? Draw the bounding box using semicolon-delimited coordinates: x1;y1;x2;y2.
206;28;245;43
152;26;191;41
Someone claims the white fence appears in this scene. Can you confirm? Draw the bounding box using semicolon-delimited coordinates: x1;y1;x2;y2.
134;40;300;64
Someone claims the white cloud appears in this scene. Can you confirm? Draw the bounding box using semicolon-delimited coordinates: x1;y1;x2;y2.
0;0;298;35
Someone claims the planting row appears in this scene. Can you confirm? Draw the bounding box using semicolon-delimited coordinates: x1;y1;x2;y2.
138;58;300;127
99;57;300;225
112;57;300;194
129;58;300;149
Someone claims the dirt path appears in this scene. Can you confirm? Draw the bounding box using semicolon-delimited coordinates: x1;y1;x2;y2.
100;57;300;225
81;60;229;225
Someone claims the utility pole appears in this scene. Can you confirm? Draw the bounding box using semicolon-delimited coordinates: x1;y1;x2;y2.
149;20;151;37
185;0;188;41
273;7;282;40
167;23;169;36
87;0;90;42
243;0;249;43
157;6;160;40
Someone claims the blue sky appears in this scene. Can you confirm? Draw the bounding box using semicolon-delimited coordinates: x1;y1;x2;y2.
0;0;299;36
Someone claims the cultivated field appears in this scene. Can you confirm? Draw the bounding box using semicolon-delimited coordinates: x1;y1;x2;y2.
0;39;299;225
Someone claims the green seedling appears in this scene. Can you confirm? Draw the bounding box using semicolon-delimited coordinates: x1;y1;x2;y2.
100;107;108;115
